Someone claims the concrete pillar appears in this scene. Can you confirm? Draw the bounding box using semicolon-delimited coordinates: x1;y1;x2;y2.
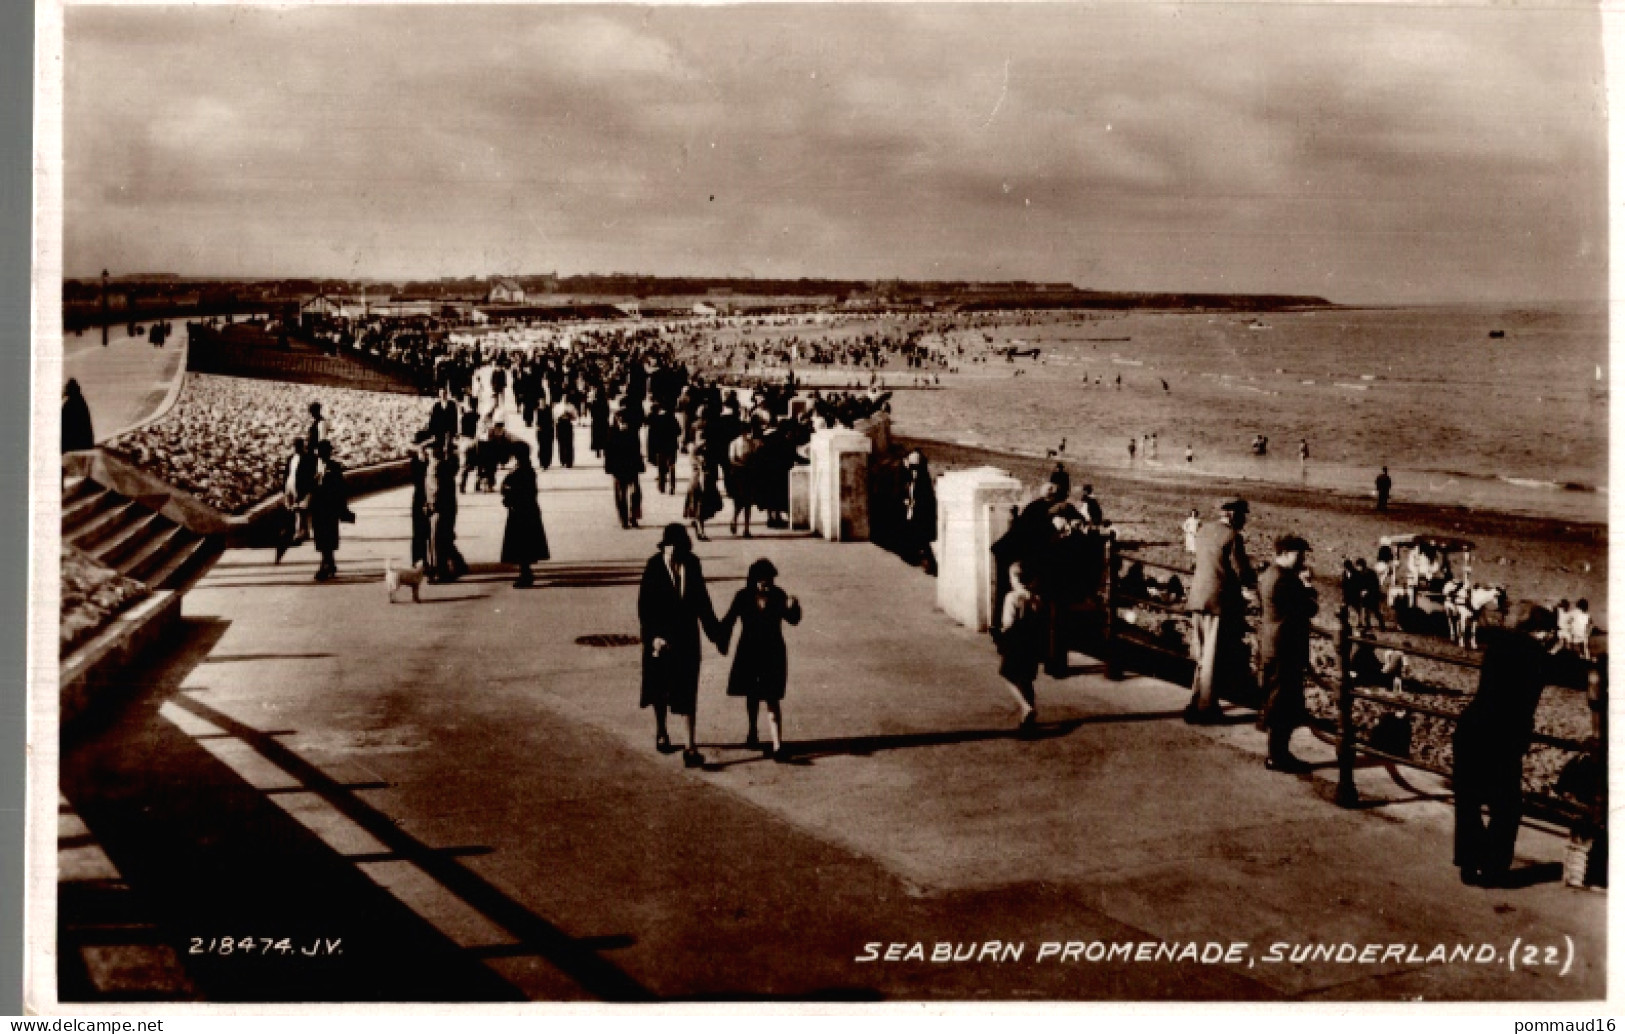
935;466;1024;631
808;428;873;541
788;466;812;530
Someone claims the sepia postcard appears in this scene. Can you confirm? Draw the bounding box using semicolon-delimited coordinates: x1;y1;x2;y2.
27;0;1617;1011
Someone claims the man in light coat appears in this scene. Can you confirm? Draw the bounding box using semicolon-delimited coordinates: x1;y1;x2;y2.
1184;499;1256;723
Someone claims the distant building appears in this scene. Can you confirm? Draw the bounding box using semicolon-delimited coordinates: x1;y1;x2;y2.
487;278;527;304
300;293;341;320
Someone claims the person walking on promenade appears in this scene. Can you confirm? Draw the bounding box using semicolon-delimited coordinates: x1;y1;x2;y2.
1375;466;1392;512
273;438;308;564
429;387;459;449
901;449;938;574
589;389;610;459
604;409;646;529
500;441;549;588
727;427;760;538
309;440;351;582
1258;535;1318;771
1079;483;1103;527
684;441;722;542
1127;438;1137;463
718;558;803;759
1185;498;1256;723
458;397;480;491
1182;508;1201;555
1453;602;1559;886
408;436;433;570
1298;439;1310;467
997;560;1045;727
639;524;725;768
305;401;331;450
62;379;94;452
535;386;555;470
647;402;681;495
427;442;468;583
1048;462;1071;501
554;395;578;469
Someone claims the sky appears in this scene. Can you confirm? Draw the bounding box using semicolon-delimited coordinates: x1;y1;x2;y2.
61;3;1608;304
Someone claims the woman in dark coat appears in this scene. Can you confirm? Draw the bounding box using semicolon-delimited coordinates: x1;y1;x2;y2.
309;440;350;582
535;388;555;470
500;441;549;587
62;379;94;452
589;390;610;458
639;524;724;767
555;396;578;469
901;449;938;574
718;558;802;758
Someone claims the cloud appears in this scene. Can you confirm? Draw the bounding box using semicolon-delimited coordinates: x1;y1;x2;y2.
60;3;1606;303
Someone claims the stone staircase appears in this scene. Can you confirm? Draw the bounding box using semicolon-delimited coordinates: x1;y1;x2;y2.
62;475;222;591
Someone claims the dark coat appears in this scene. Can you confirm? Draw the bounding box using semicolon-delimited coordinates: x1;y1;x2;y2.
62;394;94;452
638;552;720;716
500;465;550;565
409;454;431;566
1258;562;1318;667
309;460;349;553
646;410;681;459
720;586;802;701
535;410;555;469
903;465;937;543
1455;626;1551;766
603;425;646;481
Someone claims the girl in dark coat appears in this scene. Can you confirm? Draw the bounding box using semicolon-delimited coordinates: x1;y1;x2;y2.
718;558;802;758
500;442;549;587
309;441;350;582
554;397;578;469
62;379;94;452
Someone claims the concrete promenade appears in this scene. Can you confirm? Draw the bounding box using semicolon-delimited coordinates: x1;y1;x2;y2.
58;395;1606;1002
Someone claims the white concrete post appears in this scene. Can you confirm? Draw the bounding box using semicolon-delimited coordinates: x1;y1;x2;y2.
935;466;1024;631
807;428;873;542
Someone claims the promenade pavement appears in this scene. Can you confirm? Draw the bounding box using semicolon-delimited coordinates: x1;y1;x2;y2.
58;394;1606;1003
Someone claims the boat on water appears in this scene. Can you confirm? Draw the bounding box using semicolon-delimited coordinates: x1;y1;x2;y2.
1488;329;1506;339
1248;320;1271;331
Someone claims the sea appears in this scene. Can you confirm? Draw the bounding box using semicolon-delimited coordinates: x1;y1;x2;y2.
885;304;1608;524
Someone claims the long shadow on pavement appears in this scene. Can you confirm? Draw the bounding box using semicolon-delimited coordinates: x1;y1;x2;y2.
60;618;649;1002
701;711;1190;769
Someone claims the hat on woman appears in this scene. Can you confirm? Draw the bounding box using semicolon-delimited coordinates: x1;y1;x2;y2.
659;523;691;550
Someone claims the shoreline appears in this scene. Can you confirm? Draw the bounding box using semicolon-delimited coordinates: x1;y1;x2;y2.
893;432;1608;616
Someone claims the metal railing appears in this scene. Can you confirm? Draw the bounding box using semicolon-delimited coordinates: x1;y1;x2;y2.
1102;544;1606;847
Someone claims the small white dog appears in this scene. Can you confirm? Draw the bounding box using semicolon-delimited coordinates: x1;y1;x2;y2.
384;557;425;603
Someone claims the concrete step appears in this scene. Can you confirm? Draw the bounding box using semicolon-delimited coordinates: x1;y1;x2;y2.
68;499;144;553
62;486;126;536
122;525;195;585
93;512;174;572
143;534;222;592
62;475;97;507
